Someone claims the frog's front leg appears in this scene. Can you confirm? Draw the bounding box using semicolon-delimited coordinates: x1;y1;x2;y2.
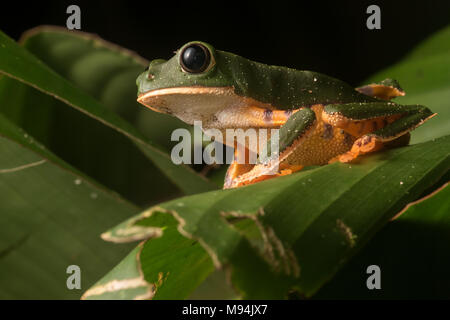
224;108;316;189
224;144;255;189
323;102;436;163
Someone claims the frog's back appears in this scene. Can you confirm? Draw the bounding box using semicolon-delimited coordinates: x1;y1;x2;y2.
217;51;378;110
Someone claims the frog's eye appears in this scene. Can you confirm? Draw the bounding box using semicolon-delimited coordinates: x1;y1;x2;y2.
179;43;212;73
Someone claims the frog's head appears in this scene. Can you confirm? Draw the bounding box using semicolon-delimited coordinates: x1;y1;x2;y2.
136;41;273;128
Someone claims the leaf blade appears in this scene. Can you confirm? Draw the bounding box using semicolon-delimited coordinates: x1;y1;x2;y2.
97;136;450;298
0;28;215;195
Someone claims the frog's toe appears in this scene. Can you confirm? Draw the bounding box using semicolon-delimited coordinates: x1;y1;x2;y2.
279;164;304;176
224;163;304;188
333;135;384;163
328;153;353;164
356;79;405;100
354;135;384;153
338;152;359;163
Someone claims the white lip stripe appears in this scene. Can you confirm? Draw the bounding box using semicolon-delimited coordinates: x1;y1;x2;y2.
137;86;235;101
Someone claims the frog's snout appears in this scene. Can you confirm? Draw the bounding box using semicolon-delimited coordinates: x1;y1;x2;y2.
147;59;166;75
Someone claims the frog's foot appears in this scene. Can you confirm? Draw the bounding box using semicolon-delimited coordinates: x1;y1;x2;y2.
324;102;436;163
356;79;405;100
331;135;384;163
225;164;304;189
330;132;412;164
224;161;255;189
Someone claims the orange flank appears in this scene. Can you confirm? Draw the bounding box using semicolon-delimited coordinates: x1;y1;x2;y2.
322;112;404;137
243;106;299;127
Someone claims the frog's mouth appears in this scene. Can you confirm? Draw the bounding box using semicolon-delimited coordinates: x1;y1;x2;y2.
137;86;275;128
137;86;236;114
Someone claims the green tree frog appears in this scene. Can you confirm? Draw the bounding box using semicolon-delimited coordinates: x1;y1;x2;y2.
136;41;435;189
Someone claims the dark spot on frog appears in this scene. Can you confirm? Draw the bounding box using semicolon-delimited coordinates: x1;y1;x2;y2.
340;129;353;146
263;109;273;123
322;123;333;139
284;109;293;118
210;114;219;123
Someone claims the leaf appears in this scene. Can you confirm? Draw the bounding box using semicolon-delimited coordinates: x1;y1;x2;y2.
84;212;214;300
0;72;182;207
315;182;450;299
94;135;450;299
0;28;216;195
0;27;187;205
81;245;153;300
18;26;190;151
0;113;138;299
364;25;450;144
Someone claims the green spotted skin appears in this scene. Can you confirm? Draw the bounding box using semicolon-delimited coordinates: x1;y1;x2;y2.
137;41;378;111
136;41;436;188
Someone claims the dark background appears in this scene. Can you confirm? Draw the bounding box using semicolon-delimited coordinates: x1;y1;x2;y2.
2;0;450;85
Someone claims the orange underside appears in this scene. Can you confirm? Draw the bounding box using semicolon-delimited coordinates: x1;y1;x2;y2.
322;113;404;137
224;110;411;188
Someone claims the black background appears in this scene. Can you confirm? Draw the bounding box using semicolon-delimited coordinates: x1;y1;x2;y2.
2;0;450;85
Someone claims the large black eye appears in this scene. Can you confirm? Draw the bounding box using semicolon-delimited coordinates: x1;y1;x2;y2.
180;43;211;73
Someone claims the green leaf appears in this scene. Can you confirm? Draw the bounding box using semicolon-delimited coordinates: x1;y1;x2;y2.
17;26;190;151
364;25;450;144
81;245;153;300
84;212;214;300
315;182;450;299
0;27;189;205
0;27;216;195
95;135;449;299
0;113;138;299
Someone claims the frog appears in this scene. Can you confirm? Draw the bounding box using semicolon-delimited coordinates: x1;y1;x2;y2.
136;41;436;189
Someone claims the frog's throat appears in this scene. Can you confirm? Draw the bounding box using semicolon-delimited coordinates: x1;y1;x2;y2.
137;86;283;129
137;86;235;113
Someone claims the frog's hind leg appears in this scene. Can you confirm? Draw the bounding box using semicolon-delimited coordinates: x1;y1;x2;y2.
324;102;436;163
356;78;405;100
224;108;316;188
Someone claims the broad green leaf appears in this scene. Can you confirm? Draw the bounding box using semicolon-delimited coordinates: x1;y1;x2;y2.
315;182;450;299
0;28;216;195
81;245;153;300
17;26;190;151
364;25;450;144
0;113;138;299
0;76;181;206
0;27;187;206
95;136;450;299
84;212;214;300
